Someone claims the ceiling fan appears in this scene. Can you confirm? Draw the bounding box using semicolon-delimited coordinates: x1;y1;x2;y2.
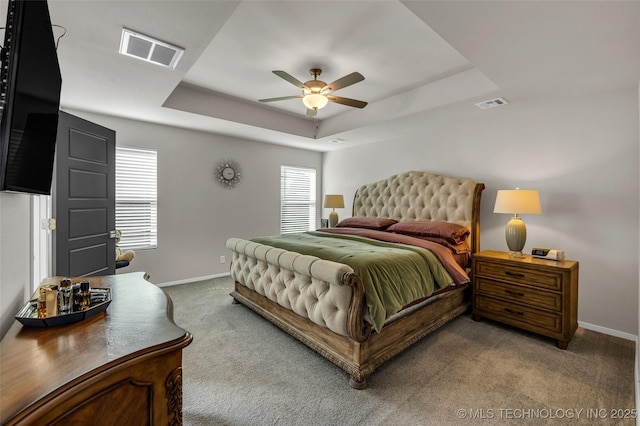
258;68;368;117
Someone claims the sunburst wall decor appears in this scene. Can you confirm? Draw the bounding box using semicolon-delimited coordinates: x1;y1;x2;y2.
215;159;242;189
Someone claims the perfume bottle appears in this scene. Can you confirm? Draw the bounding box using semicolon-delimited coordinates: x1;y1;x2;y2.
80;281;91;310
38;286;47;318
72;284;82;312
45;285;59;317
58;278;73;314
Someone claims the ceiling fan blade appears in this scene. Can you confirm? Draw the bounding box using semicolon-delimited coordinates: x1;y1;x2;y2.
273;70;307;89
258;95;303;103
323;72;364;94
327;95;368;109
306;108;317;117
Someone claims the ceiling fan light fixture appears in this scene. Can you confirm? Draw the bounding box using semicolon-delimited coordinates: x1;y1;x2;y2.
260;69;367;114
303;93;328;110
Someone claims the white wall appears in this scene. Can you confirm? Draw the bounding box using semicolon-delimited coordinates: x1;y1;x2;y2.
66;110;322;285
0;193;32;338
323;87;639;336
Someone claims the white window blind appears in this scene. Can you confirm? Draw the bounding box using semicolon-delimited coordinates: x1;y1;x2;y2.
115;146;157;250
281;165;316;234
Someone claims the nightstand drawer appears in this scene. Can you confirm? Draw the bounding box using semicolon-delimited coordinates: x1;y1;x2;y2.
475;261;562;291
475;295;562;333
475;277;562;312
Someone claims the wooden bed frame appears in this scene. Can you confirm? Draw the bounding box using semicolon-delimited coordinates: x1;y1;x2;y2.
226;171;484;389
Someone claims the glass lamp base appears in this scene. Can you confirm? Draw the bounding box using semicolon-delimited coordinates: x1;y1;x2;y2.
508;251;526;258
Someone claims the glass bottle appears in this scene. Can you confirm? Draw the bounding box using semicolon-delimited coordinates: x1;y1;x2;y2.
38;286;47;318
80;281;91;310
58;278;72;314
45;285;59;317
72;284;82;312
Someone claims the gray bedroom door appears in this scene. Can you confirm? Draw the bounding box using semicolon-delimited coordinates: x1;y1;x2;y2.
53;111;116;277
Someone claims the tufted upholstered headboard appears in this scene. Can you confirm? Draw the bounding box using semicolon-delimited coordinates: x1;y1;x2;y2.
352;171;485;254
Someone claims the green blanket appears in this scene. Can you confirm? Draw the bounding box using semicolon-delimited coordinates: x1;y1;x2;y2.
252;231;453;333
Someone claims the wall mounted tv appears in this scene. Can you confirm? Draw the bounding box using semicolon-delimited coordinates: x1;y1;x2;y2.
0;0;62;195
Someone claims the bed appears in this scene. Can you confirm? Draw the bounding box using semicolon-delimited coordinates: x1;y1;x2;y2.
226;171;484;389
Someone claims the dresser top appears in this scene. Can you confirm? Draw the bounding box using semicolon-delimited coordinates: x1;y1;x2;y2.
475;250;578;270
0;272;192;424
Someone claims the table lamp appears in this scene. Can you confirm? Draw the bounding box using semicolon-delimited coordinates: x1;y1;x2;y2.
324;194;344;227
493;189;541;257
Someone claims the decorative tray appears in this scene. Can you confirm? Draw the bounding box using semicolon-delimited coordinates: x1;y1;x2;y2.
15;288;112;327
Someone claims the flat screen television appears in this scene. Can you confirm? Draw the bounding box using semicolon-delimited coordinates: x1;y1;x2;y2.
0;0;62;195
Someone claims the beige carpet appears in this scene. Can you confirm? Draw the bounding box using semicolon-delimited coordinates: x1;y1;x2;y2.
163;276;636;426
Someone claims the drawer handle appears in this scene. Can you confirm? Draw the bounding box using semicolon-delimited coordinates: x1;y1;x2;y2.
504;271;525;278
504;308;524;316
505;289;525;297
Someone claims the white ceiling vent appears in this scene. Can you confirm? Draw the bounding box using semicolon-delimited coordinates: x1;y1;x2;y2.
328;138;348;145
119;28;184;69
475;97;509;110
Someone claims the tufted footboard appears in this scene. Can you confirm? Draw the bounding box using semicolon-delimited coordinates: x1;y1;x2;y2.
226;238;371;342
224;172;482;389
226;236;470;389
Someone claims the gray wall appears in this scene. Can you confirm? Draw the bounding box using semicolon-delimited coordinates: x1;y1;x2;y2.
323;87;639;336
0;193;32;338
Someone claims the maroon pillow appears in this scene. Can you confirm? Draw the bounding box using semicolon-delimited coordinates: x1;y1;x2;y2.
335;217;397;230
387;221;470;244
407;235;471;254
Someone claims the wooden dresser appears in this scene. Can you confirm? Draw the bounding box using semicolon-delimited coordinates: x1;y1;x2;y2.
472;250;578;349
0;272;192;425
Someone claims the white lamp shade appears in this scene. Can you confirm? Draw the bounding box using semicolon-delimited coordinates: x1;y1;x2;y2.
323;194;344;209
494;189;541;257
494;189;541;215
324;194;344;227
303;93;329;110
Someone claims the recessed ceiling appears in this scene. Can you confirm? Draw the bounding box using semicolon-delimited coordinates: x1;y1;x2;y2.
35;0;640;152
162;1;498;142
180;1;472;118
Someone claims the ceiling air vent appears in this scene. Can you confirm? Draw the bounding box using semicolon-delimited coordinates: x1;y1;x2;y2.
119;28;184;69
328;138;348;145
475;97;509;110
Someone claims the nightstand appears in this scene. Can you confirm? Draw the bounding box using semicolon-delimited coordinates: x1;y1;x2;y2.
472;250;579;349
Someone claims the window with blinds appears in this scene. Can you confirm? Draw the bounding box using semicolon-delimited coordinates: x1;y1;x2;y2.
115;146;157;250
281;165;316;234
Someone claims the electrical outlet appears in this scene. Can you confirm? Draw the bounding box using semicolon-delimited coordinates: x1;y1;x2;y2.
219;255;225;264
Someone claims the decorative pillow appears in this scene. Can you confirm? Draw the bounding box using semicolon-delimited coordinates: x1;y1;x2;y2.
335;216;397;230
387;220;470;244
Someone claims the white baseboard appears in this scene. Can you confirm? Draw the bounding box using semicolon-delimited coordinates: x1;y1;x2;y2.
578;321;638;342
155;272;231;288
